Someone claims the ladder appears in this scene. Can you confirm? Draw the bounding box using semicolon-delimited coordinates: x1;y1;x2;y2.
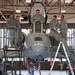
49;42;74;75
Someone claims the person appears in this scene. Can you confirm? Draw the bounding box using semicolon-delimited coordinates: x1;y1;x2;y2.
16;16;21;28
16;16;22;46
31;9;45;33
59;15;68;40
16;16;24;46
7;13;18;47
50;29;75;67
49;15;59;30
59;15;75;67
31;9;45;23
49;15;59;45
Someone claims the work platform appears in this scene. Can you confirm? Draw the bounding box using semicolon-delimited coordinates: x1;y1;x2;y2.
3;46;23;75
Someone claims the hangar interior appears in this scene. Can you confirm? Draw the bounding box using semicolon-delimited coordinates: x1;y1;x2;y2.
0;0;75;75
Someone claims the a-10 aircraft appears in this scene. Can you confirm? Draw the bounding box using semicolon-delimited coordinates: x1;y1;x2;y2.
23;3;51;62
22;2;52;75
20;2;62;75
2;1;75;75
3;1;75;75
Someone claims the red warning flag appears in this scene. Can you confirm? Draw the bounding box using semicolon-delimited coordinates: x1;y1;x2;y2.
50;56;53;66
26;58;29;68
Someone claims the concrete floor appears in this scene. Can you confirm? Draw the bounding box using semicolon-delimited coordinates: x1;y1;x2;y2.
7;70;69;75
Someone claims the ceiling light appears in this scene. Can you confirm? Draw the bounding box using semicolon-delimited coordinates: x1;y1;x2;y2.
61;9;66;13
65;0;72;3
20;17;24;20
57;17;61;20
16;9;21;13
26;0;31;3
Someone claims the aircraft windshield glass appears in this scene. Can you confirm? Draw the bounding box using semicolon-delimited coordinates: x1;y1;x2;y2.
34;37;43;41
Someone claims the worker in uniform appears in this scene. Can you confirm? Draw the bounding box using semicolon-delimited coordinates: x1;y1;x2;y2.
16;16;21;29
31;9;45;33
49;15;59;45
7;13;18;47
50;29;75;66
31;9;44;23
49;15;59;30
59;15;68;40
16;16;22;46
59;15;75;67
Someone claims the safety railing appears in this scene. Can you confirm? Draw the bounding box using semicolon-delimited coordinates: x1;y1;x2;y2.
3;28;21;48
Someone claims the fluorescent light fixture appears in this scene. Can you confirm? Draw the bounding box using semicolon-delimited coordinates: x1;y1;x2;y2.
26;0;31;3
57;17;61;20
62;58;66;61
61;9;66;13
16;9;21;13
65;0;72;3
20;17;24;20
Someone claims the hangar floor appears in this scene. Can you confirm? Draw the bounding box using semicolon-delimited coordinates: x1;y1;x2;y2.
7;70;69;75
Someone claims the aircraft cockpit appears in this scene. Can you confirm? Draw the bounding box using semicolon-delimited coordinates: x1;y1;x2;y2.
29;2;47;33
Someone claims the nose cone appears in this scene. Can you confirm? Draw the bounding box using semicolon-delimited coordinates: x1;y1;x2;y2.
32;44;45;58
23;33;51;61
33;45;45;61
24;45;45;60
33;44;45;53
23;44;51;61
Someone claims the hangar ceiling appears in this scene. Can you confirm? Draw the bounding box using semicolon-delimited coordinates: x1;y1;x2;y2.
0;0;75;23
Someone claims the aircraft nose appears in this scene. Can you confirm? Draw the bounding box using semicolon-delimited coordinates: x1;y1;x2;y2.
33;44;45;53
36;55;44;62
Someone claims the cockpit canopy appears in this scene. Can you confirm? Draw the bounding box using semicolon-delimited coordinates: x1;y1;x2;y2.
29;2;47;33
30;2;46;18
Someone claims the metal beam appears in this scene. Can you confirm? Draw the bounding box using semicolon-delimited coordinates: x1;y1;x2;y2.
44;0;48;5
47;13;75;14
0;4;75;8
69;0;75;5
0;11;7;21
47;0;53;6
21;0;30;13
59;0;61;15
4;0;15;12
47;0;59;14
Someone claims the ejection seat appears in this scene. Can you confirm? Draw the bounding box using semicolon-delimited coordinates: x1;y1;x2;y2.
33;21;44;33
